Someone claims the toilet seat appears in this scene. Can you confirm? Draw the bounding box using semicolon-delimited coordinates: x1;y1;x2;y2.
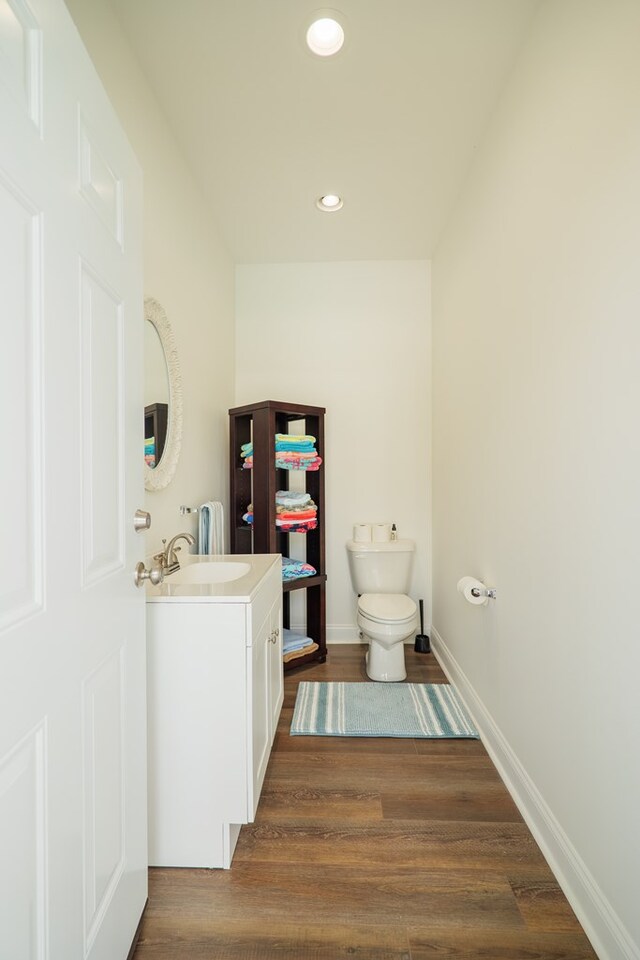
358;593;416;625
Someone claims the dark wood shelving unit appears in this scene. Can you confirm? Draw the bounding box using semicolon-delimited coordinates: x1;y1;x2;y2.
229;400;327;669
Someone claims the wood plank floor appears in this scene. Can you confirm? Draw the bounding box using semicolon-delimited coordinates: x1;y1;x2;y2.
133;645;598;960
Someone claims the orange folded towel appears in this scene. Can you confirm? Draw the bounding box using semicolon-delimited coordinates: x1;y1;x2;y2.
283;641;319;663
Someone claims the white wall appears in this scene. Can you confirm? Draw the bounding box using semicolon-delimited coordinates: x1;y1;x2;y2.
235;261;430;640
65;0;235;549
432;2;640;958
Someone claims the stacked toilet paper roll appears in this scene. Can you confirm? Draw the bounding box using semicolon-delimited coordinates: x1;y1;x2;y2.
353;524;372;542
372;523;391;542
353;522;394;543
457;576;488;606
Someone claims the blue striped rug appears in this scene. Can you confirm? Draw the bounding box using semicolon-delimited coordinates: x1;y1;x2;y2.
291;681;479;739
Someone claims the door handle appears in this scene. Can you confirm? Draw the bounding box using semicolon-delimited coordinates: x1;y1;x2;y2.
134;561;164;587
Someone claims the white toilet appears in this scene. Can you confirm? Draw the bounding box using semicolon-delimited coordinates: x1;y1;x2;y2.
346;539;418;682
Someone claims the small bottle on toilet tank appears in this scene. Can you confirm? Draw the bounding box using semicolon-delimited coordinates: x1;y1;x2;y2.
391;523;397;540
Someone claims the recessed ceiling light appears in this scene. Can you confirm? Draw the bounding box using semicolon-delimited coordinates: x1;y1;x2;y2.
316;194;343;212
306;16;345;57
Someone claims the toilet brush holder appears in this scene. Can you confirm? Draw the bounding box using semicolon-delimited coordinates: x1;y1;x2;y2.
414;599;430;654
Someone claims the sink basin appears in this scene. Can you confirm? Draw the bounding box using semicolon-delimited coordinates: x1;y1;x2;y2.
168;561;252;585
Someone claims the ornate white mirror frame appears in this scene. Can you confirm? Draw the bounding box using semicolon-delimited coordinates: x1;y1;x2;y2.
144;297;183;492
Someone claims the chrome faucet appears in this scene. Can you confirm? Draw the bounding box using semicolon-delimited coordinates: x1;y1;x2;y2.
154;532;196;575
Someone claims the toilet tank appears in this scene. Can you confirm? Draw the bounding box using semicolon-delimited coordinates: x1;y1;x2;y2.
346;539;415;595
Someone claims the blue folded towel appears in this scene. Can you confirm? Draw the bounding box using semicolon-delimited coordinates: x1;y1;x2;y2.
283;628;314;653
276;491;312;507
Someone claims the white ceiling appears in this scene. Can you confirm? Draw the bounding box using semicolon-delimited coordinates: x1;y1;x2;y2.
109;0;539;263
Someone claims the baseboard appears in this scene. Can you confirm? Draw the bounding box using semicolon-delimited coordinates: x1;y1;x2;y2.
431;625;639;960
323;624;434;645
288;624;361;644
325;624;362;644
292;625;412;645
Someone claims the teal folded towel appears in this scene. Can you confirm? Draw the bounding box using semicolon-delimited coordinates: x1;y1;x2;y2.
275;440;316;452
281;557;316;581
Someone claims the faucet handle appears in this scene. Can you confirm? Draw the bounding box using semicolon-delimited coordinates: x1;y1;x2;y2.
152;539;167;562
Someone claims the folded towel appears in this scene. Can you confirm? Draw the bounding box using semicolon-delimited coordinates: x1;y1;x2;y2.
275;441;316;453
283;628;315;651
283;642;319;663
276;491;312;507
246;456;322;470
275;457;322;471
277;509;317;521
275;451;318;459
276;434;315;444
281;558;316;581
278;516;317;525
275;519;318;532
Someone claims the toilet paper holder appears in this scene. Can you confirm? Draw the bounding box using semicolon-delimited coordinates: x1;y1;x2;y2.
471;586;497;600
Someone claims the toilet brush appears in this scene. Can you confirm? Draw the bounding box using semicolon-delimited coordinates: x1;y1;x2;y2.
414;599;430;654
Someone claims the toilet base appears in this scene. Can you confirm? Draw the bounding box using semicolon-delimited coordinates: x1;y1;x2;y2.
365;640;407;683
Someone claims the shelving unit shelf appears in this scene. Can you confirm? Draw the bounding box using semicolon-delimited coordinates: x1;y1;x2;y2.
229;399;327;670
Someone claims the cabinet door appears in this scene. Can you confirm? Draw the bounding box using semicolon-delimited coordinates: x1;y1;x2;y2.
249;607;271;820
268;599;284;740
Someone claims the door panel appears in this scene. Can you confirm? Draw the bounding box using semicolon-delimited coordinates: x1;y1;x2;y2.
0;723;47;960
82;648;125;954
0;170;43;630
80;265;124;585
0;0;42;130
78;114;123;245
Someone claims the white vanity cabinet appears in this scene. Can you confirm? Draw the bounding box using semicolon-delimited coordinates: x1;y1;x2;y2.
146;554;283;869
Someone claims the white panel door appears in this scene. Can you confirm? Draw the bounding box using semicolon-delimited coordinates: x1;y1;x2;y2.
0;1;146;958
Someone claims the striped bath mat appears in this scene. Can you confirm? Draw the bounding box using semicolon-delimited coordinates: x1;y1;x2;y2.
291;681;479;739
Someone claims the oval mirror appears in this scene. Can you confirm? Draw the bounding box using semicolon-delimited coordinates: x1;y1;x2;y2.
144;297;182;491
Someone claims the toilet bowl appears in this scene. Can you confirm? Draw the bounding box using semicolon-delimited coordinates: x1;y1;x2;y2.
346;537;418;682
357;593;418;682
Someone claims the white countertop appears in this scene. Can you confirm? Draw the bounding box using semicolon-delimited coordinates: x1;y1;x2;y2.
145;553;280;603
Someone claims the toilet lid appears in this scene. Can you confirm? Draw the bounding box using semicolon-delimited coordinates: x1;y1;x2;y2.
358;593;417;624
